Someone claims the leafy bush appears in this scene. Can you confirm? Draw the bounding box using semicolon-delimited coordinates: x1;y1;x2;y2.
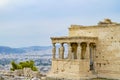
31;66;38;71
10;60;38;71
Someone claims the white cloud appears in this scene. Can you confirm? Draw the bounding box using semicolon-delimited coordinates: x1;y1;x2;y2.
0;0;35;10
0;0;10;8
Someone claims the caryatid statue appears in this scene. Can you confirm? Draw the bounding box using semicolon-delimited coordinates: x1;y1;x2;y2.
52;43;56;59
59;43;64;59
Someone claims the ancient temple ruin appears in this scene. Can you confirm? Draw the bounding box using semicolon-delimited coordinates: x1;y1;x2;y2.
47;19;120;80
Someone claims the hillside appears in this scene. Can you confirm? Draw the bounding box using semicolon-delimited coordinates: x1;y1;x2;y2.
0;46;52;54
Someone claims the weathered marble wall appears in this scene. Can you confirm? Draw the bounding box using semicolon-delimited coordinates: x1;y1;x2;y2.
69;24;120;79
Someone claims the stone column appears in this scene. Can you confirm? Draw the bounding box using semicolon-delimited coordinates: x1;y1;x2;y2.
59;43;64;59
77;43;81;60
52;43;56;59
68;43;72;59
86;42;90;59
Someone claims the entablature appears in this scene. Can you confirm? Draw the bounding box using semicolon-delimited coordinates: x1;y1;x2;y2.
51;36;98;43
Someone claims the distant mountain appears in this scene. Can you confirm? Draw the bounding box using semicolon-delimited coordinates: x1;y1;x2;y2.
0;46;52;54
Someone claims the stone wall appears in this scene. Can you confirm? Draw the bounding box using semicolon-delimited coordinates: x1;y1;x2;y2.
48;59;92;79
69;24;120;79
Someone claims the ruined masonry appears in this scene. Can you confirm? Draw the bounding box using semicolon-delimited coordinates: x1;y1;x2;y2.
47;19;120;80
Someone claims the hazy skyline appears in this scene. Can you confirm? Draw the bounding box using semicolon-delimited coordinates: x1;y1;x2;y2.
0;0;120;48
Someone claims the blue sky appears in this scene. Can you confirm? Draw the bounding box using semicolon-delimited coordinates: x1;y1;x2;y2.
0;0;120;48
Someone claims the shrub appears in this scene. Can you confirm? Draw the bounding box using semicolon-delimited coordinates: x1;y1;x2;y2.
11;60;38;71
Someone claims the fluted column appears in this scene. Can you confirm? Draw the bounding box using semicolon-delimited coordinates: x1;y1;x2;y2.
86;42;90;59
68;43;72;59
52;43;56;59
59;43;64;59
77;43;81;60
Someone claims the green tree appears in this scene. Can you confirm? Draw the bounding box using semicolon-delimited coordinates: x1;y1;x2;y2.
10;61;18;71
31;66;38;71
29;60;34;68
10;60;38;71
17;64;22;69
